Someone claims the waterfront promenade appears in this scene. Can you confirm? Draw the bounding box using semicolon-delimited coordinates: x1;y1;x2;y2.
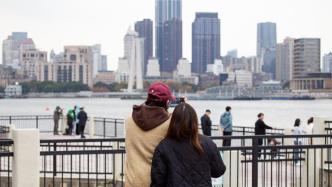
0;115;332;187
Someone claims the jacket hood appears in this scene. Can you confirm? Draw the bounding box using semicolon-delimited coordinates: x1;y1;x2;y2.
132;104;170;131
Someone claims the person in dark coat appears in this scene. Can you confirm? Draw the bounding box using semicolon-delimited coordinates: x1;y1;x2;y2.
151;103;226;187
200;109;212;136
77;107;88;138
255;113;273;158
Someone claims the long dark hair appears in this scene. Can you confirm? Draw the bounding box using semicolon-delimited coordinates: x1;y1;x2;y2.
166;103;204;154
294;118;301;127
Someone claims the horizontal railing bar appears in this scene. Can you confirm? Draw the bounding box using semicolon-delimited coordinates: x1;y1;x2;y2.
40;149;125;156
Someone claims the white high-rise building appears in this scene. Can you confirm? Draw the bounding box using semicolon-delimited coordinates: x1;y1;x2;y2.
121;28;144;92
116;58;130;83
146;58;161;77
207;59;223;75
92;44;101;77
127;38;144;92
275;37;294;82
124;28;139;59
2;32;28;69
323;52;332;73
176;58;191;77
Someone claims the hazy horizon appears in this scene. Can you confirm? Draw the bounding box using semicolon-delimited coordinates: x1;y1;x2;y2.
1;0;331;70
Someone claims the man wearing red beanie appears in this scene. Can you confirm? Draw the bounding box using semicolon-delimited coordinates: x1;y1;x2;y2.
125;82;175;187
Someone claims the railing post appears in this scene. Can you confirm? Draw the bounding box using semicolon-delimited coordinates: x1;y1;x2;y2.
115;119;118;137
12;128;40;187
9;116;12;125
103;118;106;138
252;137;259;187
53;142;57;177
36;116;39;129
223;150;243;187
89;116;95;138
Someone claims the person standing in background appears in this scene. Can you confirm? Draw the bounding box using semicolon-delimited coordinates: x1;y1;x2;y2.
53;106;62;135
65;108;75;135
306;117;314;134
255;113;273;158
220;106;233;146
292;119;306;165
77;107;88;138
201;109;212;136
74;105;80;135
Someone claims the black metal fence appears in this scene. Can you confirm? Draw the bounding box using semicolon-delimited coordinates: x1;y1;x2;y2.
36;134;332;187
0;140;13;187
40;138;125;187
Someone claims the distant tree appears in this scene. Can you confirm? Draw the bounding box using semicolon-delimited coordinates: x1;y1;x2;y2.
21;81;90;94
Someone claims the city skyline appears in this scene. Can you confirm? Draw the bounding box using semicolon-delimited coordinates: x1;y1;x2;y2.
0;0;332;70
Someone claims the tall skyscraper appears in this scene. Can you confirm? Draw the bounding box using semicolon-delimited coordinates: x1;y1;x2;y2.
257;22;277;78
100;55;108;72
293;38;321;79
123;29;144;92
135;19;153;74
323;52;332;73
192;12;220;74
155;0;182;73
275;37;294;82
257;22;277;56
2;32;29;69
92;44;101;78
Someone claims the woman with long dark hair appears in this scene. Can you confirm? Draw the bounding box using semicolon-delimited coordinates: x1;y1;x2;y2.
150;103;226;186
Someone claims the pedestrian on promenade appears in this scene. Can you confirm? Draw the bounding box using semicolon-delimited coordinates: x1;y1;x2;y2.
125;82;175;187
77;107;88;139
292;119;306;165
65;109;75;135
220;106;233;146
306;117;314;134
53;106;62;135
255;113;273;158
74;105;80;135
151;103;226;186
201;109;212;136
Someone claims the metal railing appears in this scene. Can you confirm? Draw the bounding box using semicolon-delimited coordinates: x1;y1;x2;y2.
40;138;125;187
36;134;332;187
0;115;283;139
0;139;13;187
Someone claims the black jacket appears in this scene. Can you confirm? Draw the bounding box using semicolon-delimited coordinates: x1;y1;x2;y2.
255;119;272;135
151;135;226;187
77;111;88;125
201;115;212;130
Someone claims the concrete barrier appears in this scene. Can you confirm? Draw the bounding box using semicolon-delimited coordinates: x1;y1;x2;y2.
12;128;40;187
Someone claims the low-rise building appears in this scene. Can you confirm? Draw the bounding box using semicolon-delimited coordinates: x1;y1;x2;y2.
5;84;22;97
93;71;116;84
227;70;253;88
290;73;332;91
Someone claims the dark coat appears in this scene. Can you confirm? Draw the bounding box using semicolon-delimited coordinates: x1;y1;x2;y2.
201;114;212;135
255;119;272;135
151;135;226;187
77;110;88;125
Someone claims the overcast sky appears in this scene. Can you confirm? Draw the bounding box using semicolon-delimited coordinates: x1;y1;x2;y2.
0;0;331;70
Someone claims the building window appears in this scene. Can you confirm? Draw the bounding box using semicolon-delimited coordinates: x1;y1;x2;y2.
70;55;77;61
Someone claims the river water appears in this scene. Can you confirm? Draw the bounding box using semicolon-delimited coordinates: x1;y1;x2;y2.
0;98;331;129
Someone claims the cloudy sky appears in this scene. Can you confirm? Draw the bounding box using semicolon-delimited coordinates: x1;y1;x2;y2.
0;0;331;70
